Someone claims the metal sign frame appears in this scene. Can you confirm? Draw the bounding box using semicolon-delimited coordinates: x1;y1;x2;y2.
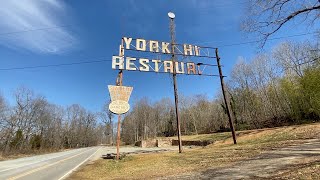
110;12;237;159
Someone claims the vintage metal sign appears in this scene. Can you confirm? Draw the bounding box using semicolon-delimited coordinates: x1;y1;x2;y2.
112;37;217;76
121;37;208;56
112;56;201;74
108;85;133;114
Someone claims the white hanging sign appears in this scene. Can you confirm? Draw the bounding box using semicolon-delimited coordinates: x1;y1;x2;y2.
108;85;133;114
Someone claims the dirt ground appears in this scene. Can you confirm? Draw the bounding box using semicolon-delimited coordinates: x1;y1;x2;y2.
69;123;320;180
161;139;320;179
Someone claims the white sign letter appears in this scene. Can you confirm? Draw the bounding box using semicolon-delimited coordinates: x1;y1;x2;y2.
123;37;132;50
149;40;159;52
152;59;161;72
164;61;173;73
183;44;193;56
162;42;171;54
175;62;185;74
187;62;197;74
194;46;200;56
112;56;124;70
136;38;146;51
139;58;149;71
126;57;137;71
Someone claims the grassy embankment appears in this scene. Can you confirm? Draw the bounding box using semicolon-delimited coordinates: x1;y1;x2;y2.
69;123;320;179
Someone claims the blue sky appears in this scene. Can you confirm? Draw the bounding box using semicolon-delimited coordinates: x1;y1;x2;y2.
0;0;317;112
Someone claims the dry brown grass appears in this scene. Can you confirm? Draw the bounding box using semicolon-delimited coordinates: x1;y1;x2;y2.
69;123;320;180
70;146;259;180
273;160;320;179
280;162;320;179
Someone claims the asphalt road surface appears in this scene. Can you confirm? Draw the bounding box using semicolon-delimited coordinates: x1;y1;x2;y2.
0;146;177;180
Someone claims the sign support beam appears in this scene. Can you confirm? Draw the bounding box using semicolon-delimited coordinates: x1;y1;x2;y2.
116;40;124;160
169;13;183;153
115;71;122;160
215;48;237;144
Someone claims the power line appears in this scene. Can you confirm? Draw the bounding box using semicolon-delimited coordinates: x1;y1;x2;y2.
195;32;319;47
0;31;318;72
0;59;111;71
0;57;221;77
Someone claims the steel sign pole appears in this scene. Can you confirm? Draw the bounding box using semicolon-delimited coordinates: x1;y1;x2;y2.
215;48;237;144
169;12;183;153
116;113;121;160
116;40;124;160
116;71;122;160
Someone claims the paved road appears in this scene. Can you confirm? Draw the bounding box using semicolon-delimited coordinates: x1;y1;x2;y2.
0;146;178;180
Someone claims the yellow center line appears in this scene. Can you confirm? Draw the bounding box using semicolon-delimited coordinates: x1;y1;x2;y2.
8;147;96;180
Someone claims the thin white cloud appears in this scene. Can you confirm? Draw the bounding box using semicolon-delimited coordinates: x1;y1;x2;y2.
0;0;77;54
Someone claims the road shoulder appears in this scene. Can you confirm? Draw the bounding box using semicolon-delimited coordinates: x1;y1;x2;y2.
165;139;320;179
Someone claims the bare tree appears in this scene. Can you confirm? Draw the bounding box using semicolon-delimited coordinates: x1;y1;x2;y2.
0;94;7;129
0;94;9;152
242;0;320;46
273;41;315;77
0;87;104;156
99;103;114;145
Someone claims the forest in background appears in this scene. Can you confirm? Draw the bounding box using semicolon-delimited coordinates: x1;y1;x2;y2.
0;87;108;156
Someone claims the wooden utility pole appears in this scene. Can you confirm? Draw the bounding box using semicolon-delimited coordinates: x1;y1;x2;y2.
215;48;237;144
169;12;183;153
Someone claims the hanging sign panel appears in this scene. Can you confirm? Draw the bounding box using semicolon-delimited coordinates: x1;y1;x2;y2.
109;100;130;115
108;85;133;114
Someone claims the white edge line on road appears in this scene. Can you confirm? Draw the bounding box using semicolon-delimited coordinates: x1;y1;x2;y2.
58;146;102;180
